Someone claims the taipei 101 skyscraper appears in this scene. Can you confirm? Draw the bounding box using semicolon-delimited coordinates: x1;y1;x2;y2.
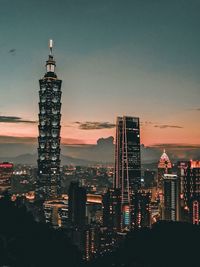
36;40;62;201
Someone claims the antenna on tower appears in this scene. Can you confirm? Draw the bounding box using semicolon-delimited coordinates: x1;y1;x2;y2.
49;39;53;55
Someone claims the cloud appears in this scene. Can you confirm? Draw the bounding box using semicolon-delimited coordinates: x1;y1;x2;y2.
8;48;16;55
62;136;115;162
75;121;115;130
141;121;183;129
0;116;36;124
140;121;154;127
151;143;200;149
187;108;200;112
143;121;153;125
154;124;183;129
97;136;114;146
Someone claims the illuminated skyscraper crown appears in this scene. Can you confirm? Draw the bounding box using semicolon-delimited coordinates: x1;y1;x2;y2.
160;149;170;162
158;149;172;169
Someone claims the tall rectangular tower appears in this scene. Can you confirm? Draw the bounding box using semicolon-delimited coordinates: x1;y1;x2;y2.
114;116;141;228
36;40;62;201
68;181;87;228
184;160;200;225
162;174;179;221
0;162;14;195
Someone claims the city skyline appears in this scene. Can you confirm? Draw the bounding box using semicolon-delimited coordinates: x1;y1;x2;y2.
0;0;200;156
0;2;199;266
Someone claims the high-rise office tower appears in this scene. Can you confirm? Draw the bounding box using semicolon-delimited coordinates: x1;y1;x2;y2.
176;161;189;221
162;174;179;221
184;160;200;225
114;116;141;228
37;40;62;201
157;150;172;189
157;150;173;221
68;181;87;228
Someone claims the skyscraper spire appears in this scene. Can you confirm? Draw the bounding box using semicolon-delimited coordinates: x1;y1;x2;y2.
45;39;56;76
49;39;53;56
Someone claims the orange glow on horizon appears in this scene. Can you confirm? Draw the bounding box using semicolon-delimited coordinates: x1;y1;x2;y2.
0;118;200;146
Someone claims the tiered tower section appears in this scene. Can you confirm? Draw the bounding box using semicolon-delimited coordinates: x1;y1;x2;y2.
37;40;62;201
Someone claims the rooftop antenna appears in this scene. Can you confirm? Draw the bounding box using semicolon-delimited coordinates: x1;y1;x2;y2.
49;39;53;56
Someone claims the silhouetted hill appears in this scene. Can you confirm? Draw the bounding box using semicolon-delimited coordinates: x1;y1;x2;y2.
89;221;200;267
0;195;199;267
0;196;81;267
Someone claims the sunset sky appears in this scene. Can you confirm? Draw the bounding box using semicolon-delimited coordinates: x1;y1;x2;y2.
0;0;200;149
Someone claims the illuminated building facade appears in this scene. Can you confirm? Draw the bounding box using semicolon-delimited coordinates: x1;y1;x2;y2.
184;160;200;225
176;161;189;221
37;40;62;201
114;116;141;229
102;188;121;231
0;162;14;194
150;201;160;225
70;224;100;261
43;199;68;228
132;190;151;228
98;227;120;255
84;225;100;261
86;203;103;225
162;174;179;221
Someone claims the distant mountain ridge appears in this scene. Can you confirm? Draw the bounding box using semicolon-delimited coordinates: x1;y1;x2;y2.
0;136;200;165
0;153;99;166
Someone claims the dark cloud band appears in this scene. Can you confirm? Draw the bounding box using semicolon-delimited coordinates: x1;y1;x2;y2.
9;48;16;54
75;121;115;130
151;143;200;149
154;124;183;129
0;116;36;124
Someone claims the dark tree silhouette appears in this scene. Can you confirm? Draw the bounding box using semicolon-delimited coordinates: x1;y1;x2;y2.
88;221;200;267
1;195;199;267
0;195;82;267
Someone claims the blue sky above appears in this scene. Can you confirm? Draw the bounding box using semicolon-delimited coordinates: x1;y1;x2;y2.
0;0;200;146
